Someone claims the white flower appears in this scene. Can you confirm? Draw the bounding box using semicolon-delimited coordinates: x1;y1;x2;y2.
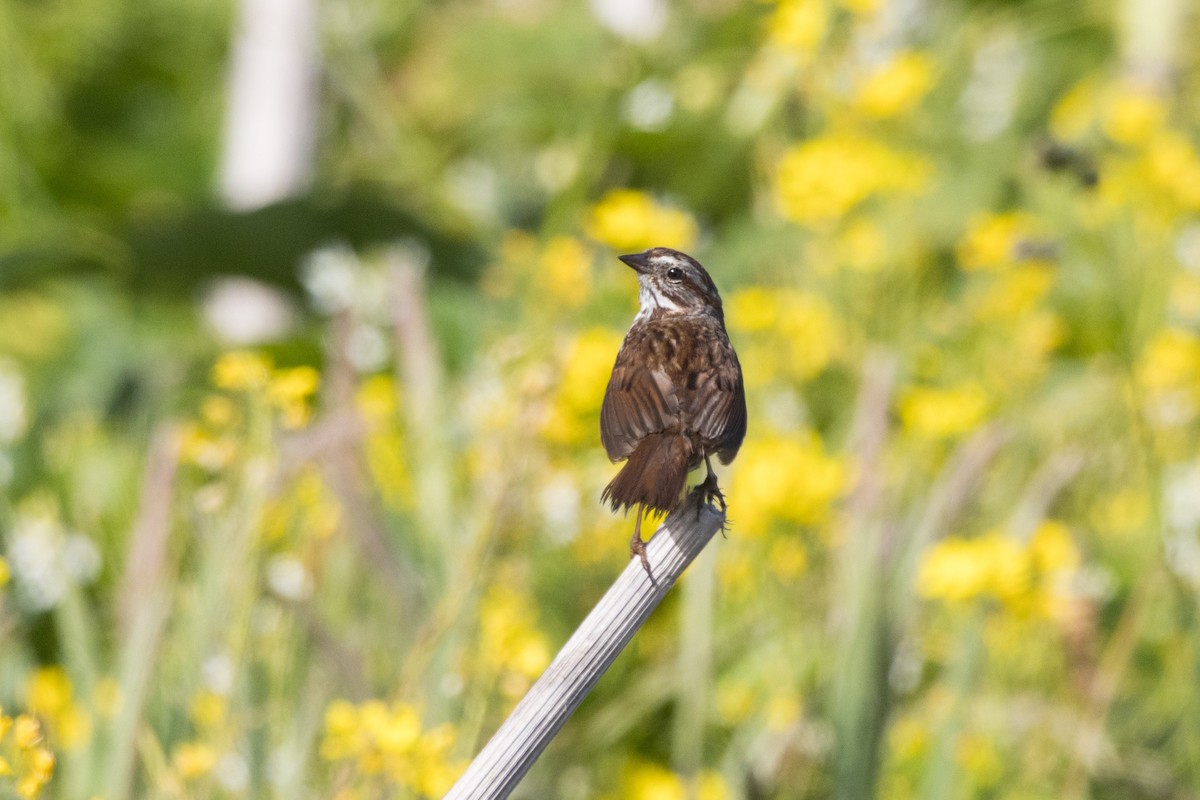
1165;462;1200;535
8;514;66;612
959;29;1026;141
202;277;297;344
267;747;299;789
534;144;580;192
266;554;312;601
300;244;359;314
0;360;28;444
1176;225;1200;274
589;0;666;43
61;534;102;583
202;653;236;695
539;473;581;541
623;79;674;131
346;324;389;372
443;159;500;222
215;751;250;792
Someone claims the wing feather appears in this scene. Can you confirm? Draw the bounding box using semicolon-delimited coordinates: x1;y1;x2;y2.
687;358;746;464
600;365;679;461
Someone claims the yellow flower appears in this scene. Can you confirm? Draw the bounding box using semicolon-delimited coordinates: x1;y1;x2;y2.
200;395;237;428
766;0;828;56
26;668;71;720
775;134;930;225
538;236;592;308
898;383;988;439
855;51;936;118
172;741;217;780
319;699;463;793
292;469;342;540
1144;131;1200;211
179;425;236;471
698;770;731;800
320;700;362;761
955;211;1038;272
479;584;552;686
26;750;53;782
585;190;698;252
16;776;43;799
415;734;465;796
888;716;929;761
918;526;1076;617
357;377;412;510
727;286;778;333
269;366;320;429
0;557;8;587
541;327;624;446
839;0;878;14
366;704;420;755
916;537;995;602
1102;82;1166;146
1029;521;1079;574
622;761;685;800
12;716;40;750
775;290;843;381
968;266;1054;321
728;432;847;537
356;374;398;420
957;734;1002;787
188;690;227;729
1138;328;1200;391
985;535;1031;603
920;531;1029;604
212;351;271;391
732;295;840;380
764;692;801;731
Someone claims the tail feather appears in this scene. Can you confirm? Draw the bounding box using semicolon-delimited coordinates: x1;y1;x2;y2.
602;433;692;515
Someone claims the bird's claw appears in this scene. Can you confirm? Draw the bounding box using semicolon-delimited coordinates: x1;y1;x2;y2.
630;537;656;585
693;473;727;519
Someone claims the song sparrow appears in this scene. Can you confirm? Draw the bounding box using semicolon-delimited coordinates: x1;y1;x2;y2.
600;247;747;578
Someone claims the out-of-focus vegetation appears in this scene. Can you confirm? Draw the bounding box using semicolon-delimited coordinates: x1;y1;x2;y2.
2;0;1200;797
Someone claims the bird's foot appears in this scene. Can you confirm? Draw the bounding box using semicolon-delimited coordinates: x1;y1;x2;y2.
695;471;727;514
629;534;656;585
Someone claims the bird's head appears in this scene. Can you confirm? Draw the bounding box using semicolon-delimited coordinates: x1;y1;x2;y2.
618;247;723;320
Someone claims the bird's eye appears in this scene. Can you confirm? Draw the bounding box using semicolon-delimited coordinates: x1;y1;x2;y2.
666;266;684;281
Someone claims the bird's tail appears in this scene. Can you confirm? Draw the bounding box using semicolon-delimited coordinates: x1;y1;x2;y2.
602;433;692;515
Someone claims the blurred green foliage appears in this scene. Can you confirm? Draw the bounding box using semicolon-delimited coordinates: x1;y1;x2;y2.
3;0;1200;798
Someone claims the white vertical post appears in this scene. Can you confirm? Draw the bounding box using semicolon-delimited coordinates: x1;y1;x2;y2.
218;0;319;210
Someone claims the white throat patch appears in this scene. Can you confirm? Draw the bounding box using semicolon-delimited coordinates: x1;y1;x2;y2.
636;280;683;320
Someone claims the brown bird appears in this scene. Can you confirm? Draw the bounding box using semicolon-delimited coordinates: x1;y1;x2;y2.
600;247;747;578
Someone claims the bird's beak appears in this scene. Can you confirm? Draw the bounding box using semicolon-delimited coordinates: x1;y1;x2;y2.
618;252;653;274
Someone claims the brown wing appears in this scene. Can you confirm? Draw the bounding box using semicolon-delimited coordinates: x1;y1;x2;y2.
600;364;680;462
687;353;746;464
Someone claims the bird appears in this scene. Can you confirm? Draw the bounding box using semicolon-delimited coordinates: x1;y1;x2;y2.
599;247;747;579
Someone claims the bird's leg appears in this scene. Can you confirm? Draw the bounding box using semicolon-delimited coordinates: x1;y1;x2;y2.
698;453;726;512
629;505;655;584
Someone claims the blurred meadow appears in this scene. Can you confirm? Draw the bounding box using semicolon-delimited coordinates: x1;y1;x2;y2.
3;0;1200;797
